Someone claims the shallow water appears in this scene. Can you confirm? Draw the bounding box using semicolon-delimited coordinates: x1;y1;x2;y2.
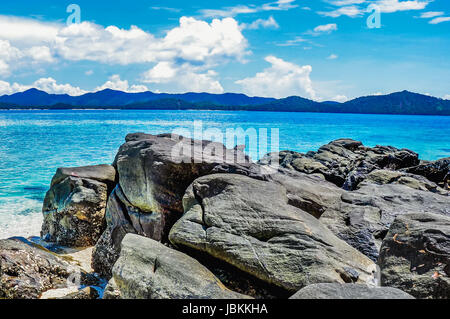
1;110;449;239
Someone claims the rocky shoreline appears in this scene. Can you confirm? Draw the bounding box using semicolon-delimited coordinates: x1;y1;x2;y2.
1;133;449;299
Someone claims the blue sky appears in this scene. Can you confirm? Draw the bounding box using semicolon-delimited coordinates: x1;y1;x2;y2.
0;0;449;101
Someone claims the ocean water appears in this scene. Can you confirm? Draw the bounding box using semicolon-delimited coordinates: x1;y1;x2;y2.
1;110;449;239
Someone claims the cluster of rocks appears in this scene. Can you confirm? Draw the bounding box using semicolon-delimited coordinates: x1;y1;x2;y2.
1;134;449;299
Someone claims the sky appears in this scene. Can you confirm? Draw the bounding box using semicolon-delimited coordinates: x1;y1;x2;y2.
0;0;449;101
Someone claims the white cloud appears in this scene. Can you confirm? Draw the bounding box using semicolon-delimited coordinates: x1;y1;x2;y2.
200;0;297;18
0;15;248;89
52;17;248;66
420;11;444;18
319;6;363;18
0;80;27;95
0;75;150;96
142;62;224;94
331;94;349;102
241;16;279;30
235;56;315;99
328;0;365;5
0;15;59;45
327;54;339;60
375;0;429;13
444;94;450;100
0;78;86;96
33;77;87;95
95;75;148;93
320;0;430;17
313;23;338;33
25;46;54;63
276;36;307;46
429;16;450;24
85;70;94;76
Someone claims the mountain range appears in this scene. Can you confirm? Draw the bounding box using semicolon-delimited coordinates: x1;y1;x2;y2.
0;89;449;116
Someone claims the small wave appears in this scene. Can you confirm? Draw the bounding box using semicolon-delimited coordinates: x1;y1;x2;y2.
0;197;43;239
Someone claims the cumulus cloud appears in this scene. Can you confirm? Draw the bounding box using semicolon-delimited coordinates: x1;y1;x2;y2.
331;94;349;102
241;16;279;30
313;23;338;34
327;54;339;60
0;78;85;96
142;62;224;94
235;56;316;99
0;76;149;96
52;17;248;65
444;94;450;100
0;15;248;92
95;75;148;93
319;6;363;18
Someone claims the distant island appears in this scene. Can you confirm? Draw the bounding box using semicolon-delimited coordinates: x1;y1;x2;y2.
1;89;449;116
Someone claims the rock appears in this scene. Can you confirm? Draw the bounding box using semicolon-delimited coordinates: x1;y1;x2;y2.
259;160;450;263
0;238;87;299
58;287;99;299
51;164;117;190
169;174;374;294
103;278;122;299
378;212;450;299
109;234;251;299
362;169;448;195
92;185;147;277
113;133;261;233
260;139;420;190
289;283;414;299
93;133;263;277
320;183;450;262
41;172;109;247
404;157;450;188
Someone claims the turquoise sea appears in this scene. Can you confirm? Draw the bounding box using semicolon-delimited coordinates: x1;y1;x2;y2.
1;110;449;239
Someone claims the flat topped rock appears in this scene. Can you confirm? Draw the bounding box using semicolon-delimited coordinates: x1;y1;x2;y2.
110;234;251;299
51;164;116;187
169;174;375;293
289;283;414;299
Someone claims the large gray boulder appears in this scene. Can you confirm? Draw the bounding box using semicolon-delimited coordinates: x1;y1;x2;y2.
259;167;450;262
320;183;450;262
260;139;420;190
404;157;450;189
109;234;251;299
169;174;375;294
93;133;263;277
41;164;116;247
378;213;450;299
0;238;90;299
289;283;414;299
